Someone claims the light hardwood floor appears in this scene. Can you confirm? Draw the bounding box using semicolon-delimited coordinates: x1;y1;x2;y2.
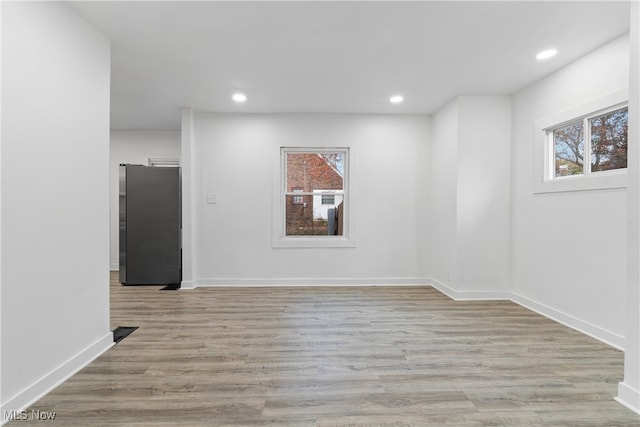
9;273;640;426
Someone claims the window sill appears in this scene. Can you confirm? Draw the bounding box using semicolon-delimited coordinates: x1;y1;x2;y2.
533;169;627;194
272;236;356;249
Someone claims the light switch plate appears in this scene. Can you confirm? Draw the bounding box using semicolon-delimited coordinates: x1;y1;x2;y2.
207;193;217;204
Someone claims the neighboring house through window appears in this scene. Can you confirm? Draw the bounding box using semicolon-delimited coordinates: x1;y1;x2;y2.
273;147;354;248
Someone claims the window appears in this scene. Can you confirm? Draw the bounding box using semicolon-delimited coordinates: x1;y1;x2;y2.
272;147;354;248
148;158;180;167
553;120;584;177
285;150;344;236
534;88;628;194
292;187;304;205
589;108;628;172
321;194;335;205
549;106;628;179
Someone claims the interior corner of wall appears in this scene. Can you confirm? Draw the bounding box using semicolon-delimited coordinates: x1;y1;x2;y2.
616;382;640;414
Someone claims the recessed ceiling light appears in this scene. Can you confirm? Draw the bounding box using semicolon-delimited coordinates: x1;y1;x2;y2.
536;49;558;60
232;92;247;103
390;95;404;104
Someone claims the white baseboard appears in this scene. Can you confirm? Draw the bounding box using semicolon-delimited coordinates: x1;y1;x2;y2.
429;278;511;301
616;382;640;414
1;333;114;425
179;279;198;290
428;279;625;351
191;277;431;287
511;293;625;351
109;263;119;271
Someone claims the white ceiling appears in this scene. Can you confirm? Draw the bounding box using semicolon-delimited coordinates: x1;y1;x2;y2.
68;1;631;130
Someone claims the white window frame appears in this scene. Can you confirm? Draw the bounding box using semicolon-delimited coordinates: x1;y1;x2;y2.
534;88;628;194
148;157;180;167
272;146;356;248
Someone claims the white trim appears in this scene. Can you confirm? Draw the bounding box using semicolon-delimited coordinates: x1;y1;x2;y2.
511;292;625;351
1;333;113;425
272;236;356;249
110;263;119;271
429;279;511;301
179;279;198;290
148;157;179;167
616;382;640;414
533;88;629;194
191;277;430;287
430;280;624;350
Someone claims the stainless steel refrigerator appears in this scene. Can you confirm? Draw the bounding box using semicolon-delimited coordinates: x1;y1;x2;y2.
119;164;181;285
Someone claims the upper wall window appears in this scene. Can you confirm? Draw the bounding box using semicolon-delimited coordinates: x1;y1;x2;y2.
550;105;628;178
273;147;355;248
148;158;180;167
534;89;628;193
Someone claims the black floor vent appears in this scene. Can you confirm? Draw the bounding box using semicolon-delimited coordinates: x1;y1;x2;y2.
160;284;181;291
113;326;138;344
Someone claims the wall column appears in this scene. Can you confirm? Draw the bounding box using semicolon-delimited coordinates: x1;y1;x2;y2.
180;109;198;288
618;1;640;414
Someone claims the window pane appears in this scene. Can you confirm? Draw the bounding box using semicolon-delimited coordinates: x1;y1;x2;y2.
554;122;584;177
286;194;344;236
321;194;335;205
590;108;628;172
286;153;344;192
291;187;303;204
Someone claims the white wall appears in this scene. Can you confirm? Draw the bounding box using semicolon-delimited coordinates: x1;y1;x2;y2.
1;1;112;419
456;96;511;294
109;131;181;270
510;35;630;349
429;96;511;297
619;2;640;412
184;113;430;285
181;110;198;286
429;100;459;287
